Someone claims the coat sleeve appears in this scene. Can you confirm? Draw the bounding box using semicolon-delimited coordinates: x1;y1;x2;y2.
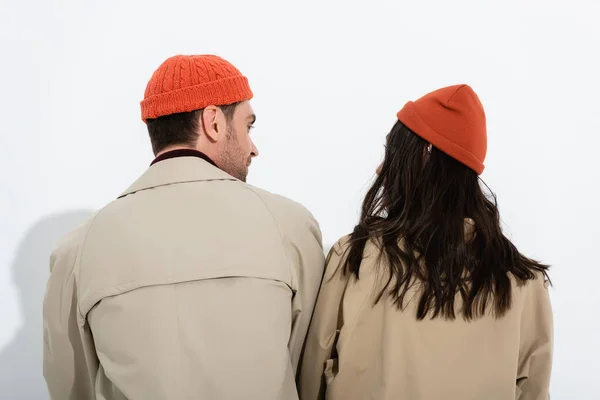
284;207;327;373
516;273;554;400
43;222;97;400
244;186;327;376
298;240;349;400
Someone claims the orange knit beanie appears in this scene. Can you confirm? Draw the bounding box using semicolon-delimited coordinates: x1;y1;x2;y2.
396;84;487;175
140;54;253;122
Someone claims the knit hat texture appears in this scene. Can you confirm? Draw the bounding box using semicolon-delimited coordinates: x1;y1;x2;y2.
141;54;253;121
396;84;487;174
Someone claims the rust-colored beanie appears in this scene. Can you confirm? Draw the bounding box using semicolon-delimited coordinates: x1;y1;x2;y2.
140;54;253;122
396;84;487;175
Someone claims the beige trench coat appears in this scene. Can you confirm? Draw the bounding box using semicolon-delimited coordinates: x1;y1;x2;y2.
42;155;325;399
299;237;553;400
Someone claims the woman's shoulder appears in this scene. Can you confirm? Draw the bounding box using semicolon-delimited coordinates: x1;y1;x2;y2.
323;235;350;276
328;234;382;257
511;269;551;295
328;235;351;256
324;234;382;277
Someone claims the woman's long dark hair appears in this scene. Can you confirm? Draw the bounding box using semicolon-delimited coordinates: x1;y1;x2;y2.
343;121;550;320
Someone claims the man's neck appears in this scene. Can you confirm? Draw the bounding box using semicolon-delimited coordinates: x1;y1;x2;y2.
155;145;195;158
150;147;219;169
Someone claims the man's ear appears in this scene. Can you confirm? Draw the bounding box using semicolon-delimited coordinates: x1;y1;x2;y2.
201;106;225;142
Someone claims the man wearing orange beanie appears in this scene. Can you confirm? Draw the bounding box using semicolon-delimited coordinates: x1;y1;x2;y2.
42;54;325;400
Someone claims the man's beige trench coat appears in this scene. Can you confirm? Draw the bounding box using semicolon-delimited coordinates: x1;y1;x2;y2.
42;154;325;399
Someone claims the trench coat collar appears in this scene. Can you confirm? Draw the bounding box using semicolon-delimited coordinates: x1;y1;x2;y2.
119;152;237;198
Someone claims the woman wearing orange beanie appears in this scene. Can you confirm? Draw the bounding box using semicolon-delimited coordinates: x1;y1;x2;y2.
298;84;553;399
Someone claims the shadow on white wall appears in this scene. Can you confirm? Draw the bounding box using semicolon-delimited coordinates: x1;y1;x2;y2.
0;210;93;400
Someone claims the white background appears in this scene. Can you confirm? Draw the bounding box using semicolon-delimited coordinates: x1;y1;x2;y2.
1;0;599;398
